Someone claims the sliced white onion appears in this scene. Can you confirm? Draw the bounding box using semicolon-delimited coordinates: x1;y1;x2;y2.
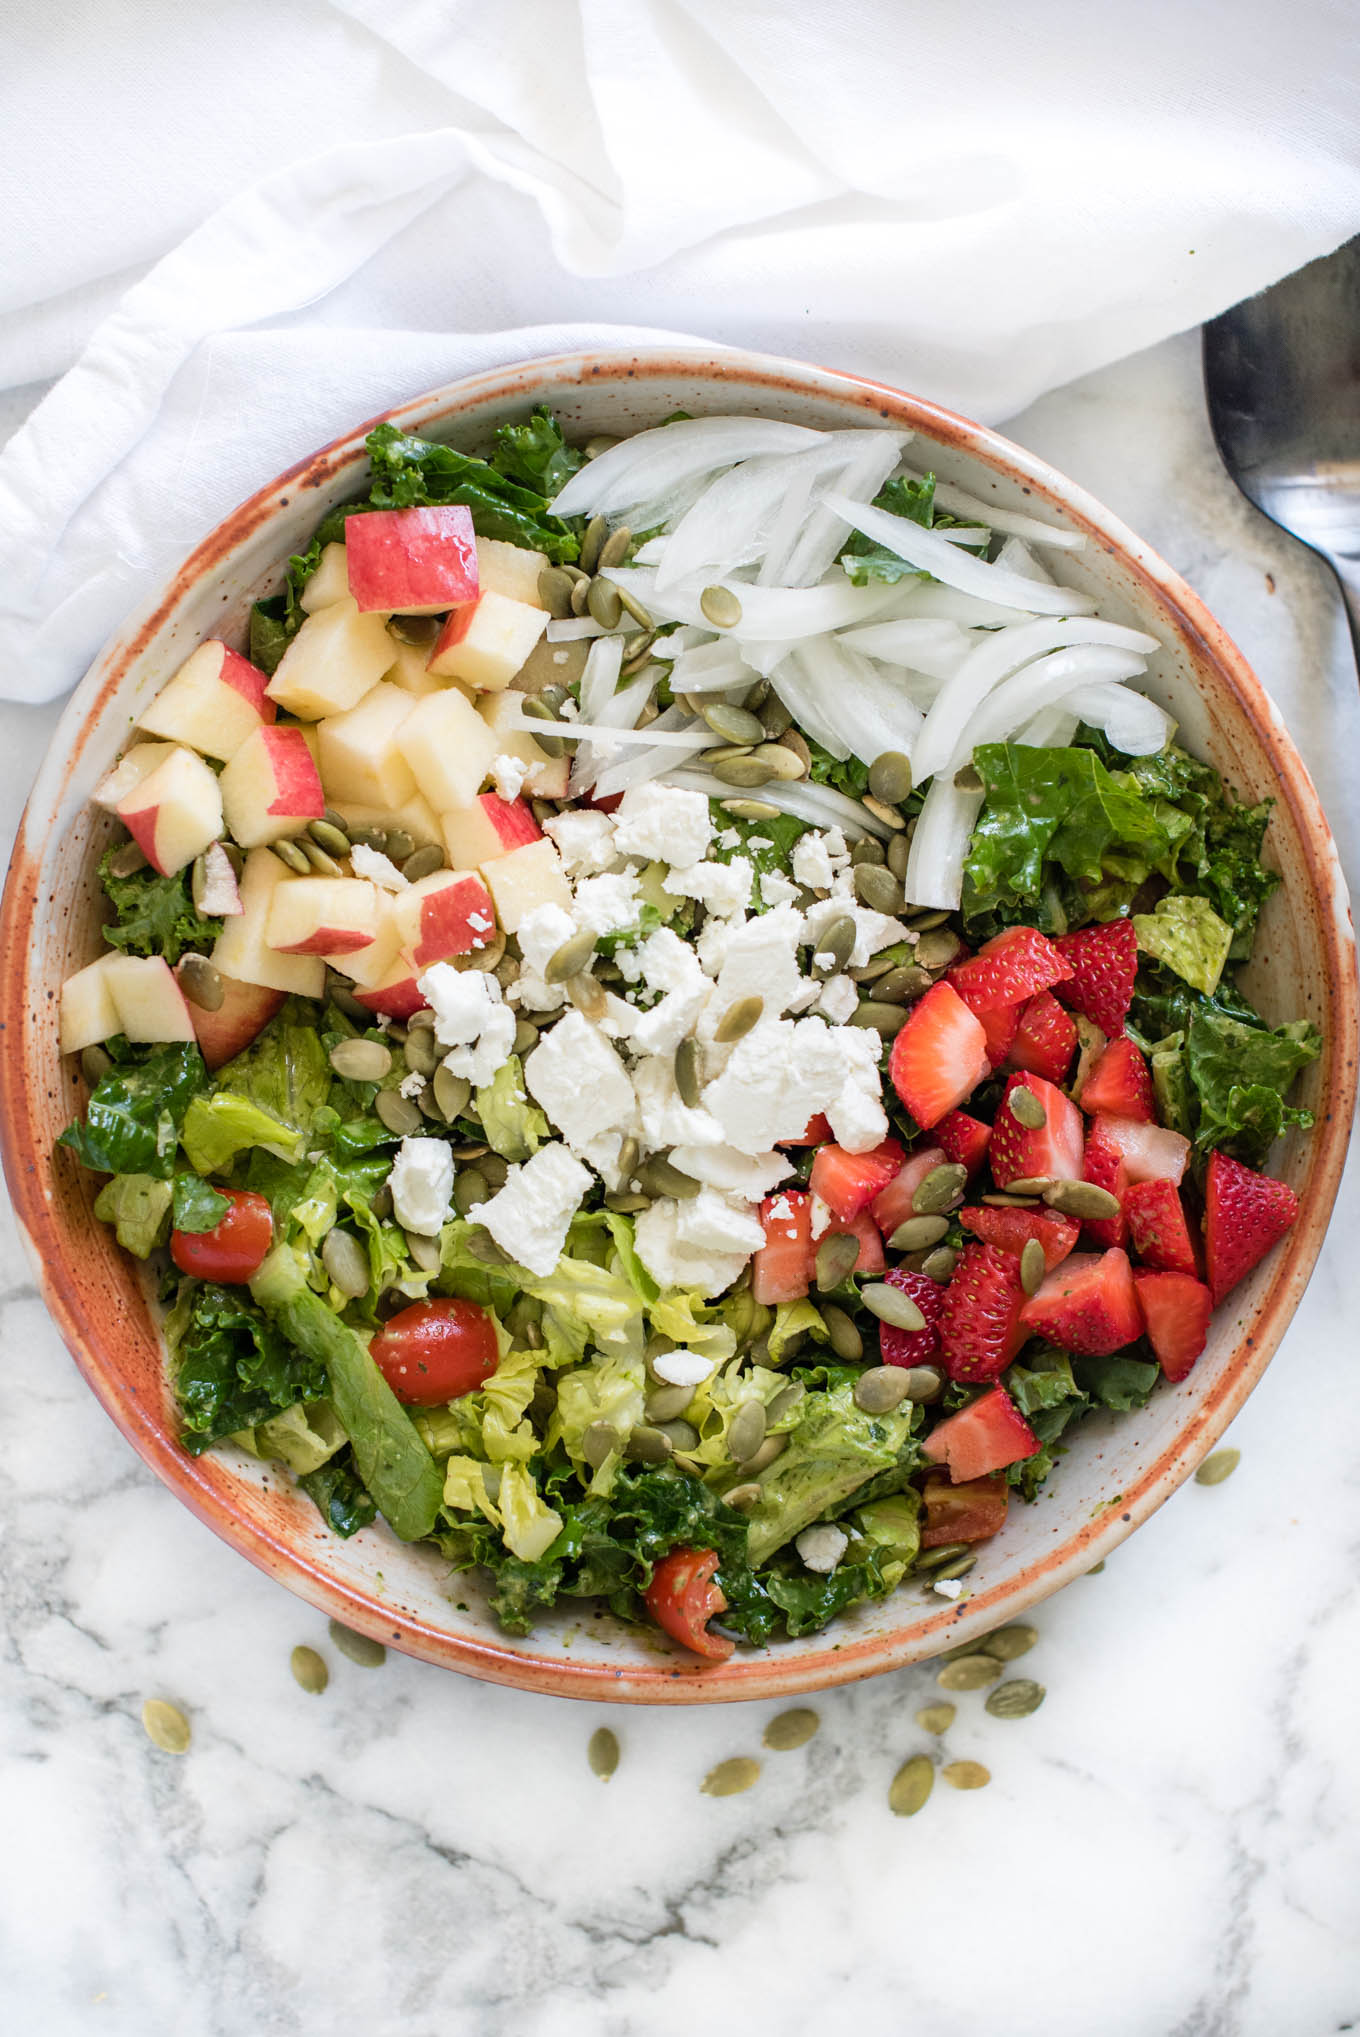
773;431;911;588
512;712;720;751
654;455;791;595
669;640;759;695
664;767;893;841
579;632;625;722
567;645;646;796
994;535;1054;585
887;581;1037;628
600;564;903;642
551;418;826;519
547;616;607;641
1015;706;1080;748
591;711;718;797
822;491;1098;619
632;535;667;566
950;647;1149;766
836;618;972;681
921;474;1087;550
930;527;991;548
902;774;986;911
1061;681;1175;754
771;641;922;770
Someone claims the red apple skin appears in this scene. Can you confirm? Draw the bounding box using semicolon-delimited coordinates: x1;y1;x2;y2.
353;974;431;1022
121;803;168;875
260;727;325;819
410;876;497;966
429;599;478;661
217;645;275;719
271;924;375;957
186;974;285;1069
346;507;478;615
482;793;541;851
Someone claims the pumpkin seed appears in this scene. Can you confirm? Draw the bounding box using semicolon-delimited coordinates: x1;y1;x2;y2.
433;1066;472;1123
465;1228;510;1266
322;1227;371;1298
387;614;440;647
768;1382;805;1427
854;864;906;913
328;1619;387;1667
711;753;774;789
271;837;311;874
703;702;765;746
656;1418;701;1452
713;994;764;1044
402;1028;440;1078
383;828;416;864
886;830;912;881
1196;1447;1241;1487
176;953;224;1013
901;1364;945;1402
371;1185;393;1219
861;1283;926;1332
741;1433;788;1475
764;1707;819;1751
674;1036;703;1108
758;694;793;737
752;741;808;782
850;955;895;982
374;1088;420;1137
912;1163;968;1215
942;1760;991;1791
720;797;782;821
915;927;964;971
776;729;812;774
569;572;591;616
915;1541;970;1572
627;1423;674;1464
915;1703;956;1735
141;1697;191;1753
107;838;149;878
288;1644;330;1695
931;1553;976;1581
479;1152;509;1193
699;584;742;628
854;1366;913;1413
302;818;349;860
405;1231;442;1273
587;577;624;630
588;1726;620;1779
874;964;932;1006
849;1000;909;1038
937;1654;1001;1690
538;565;577;618
1007;1085;1046;1130
815;1232;861;1292
702;1757;760;1797
595;526;633;575
821;1304;863;1361
508;1018;538;1057
298;838;341;877
615;586;654;629
584;434;620;461
1087;1560;1106;1575
888;1214;949;1252
80;1043;113;1086
1042;1179;1121;1221
728;1398;768;1464
982;1625;1039;1661
888;1754;934;1817
579;513;609;576
566;972;609;1020
862;794;907;829
582;1420;619;1470
329;1037;393;1083
637;1154;702;1200
985;1678;1046;1720
811;917;857;975
402;843;447;885
1019;1237;1047;1296
919;1247;958;1282
604;1191;651;1215
645;1383;695;1423
981;1191;1038;1208
1002;1176;1054;1197
545;928;598;983
868;750;913;805
348;825;389;853
851;837;886;867
724;1481;763;1509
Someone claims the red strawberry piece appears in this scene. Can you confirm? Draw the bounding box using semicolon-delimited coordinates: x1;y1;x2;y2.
828;1207;885;1277
1006;991;1078;1086
1054;920;1139;1036
1096;1112;1190;1186
888;980;990;1129
1078;1034;1156;1122
938;1241;1028;1384
921;1386;1040;1482
784;1111;832;1146
1125;1178;1202;1276
934;1110;992;1178
988;1072;1085;1190
1134;1270;1213;1381
1080;1114;1130;1249
752;1189;815;1306
1204;1149;1300;1306
920;1471;1010;1546
809;1137;904;1222
974;1000;1021;1070
959;1203;1081;1271
947;925;1073;1012
1019;1247;1144;1356
877;1265;947;1368
871;1145;946;1236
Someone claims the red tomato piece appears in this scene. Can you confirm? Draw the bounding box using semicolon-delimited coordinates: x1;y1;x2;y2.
752;1188;815;1305
920;1471;1010;1547
369;1298;500;1405
644;1547;735;1662
170;1188;273;1283
808;1137;904;1222
921;1386;1040;1482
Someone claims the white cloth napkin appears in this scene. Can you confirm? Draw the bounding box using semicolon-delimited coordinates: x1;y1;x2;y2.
2;0;1358;706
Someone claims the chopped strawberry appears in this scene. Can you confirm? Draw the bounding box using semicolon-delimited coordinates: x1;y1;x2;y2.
1134;1270;1213;1381
1078;1034;1155;1122
888;980;991;1129
1125;1178;1202;1276
988;1072;1085;1190
809;1137;904;1222
922;1386;1040;1482
752;1189;815;1306
871;1145;947;1237
1054;920;1139;1036
1006;991;1078;1086
828;1208;885;1277
1080;1115;1130;1249
1096;1113;1190;1186
938;1241;1028;1384
1204;1149;1300;1305
920;1471;1009;1547
1019;1247;1144;1356
877;1266;947;1367
947;925;1072;1012
934;1110;992;1178
975;1000;1021;1069
784;1111;833;1147
959;1204;1081;1271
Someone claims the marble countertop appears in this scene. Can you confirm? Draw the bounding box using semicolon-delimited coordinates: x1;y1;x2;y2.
2;330;1358;2037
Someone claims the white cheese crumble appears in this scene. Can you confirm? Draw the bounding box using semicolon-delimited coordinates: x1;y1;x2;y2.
523;1009;635;1151
397;1070;426;1099
419;963;516;1089
795;1524;849;1574
612;783;713;867
633;1197;751;1298
668;1143;793;1199
706;904;807;1033
571;870;640;938
791;827;849;892
673;1189;767;1256
629;927;712;1056
815;973;859;1024
700;1016;888;1156
803;893;910;969
651;1349;717;1388
664;856;753;918
350;843;408;891
490;752;531;802
759;869;800;909
716;828;741;852
468;1142;592;1276
542;808;618;876
632;1056;725;1151
809;1194;833;1240
386;1135;453;1238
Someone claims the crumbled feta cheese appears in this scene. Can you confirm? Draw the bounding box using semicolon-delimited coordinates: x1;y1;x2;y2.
809;1194;833;1240
633;1056;725;1150
511;970;567;1015
523;1009;635;1150
350;843;408;890
633;1197;750;1297
668;1143;794;1199
673;1189;767;1256
815;973;859;1023
664;857;753;918
517;903;576;979
630;926;712;1055
468;1142;592;1276
419;963;516;1088
651;1348;716;1388
706;904;806;1032
490;752;530;802
791;828;848;893
572;870;640;938
716;828;741;852
700;1014;888;1155
822;1024;890;1150
933;1577;965;1601
695;912;741;977
612;784;713;867
803;895;909;969
759;869;800;909
543;808;618;877
572;1126;630;1191
795;1524;848;1574
386;1135;453;1238
443;1007;516;1089
397;1070;426;1099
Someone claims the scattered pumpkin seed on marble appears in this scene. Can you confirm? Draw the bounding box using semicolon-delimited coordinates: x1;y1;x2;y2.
701;1757;761;1797
328;1620;387;1667
141;1698;191;1754
588;1727;620;1780
1196;1448;1241;1486
937;1654;1003;1691
979;1624;1038;1661
290;1646;329;1695
915;1703;956;1736
942;1760;991;1791
888;1754;935;1817
763;1708;820;1752
985;1679;1046;1720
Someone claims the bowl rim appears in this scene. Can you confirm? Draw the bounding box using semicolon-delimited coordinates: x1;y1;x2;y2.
2;343;1355;1703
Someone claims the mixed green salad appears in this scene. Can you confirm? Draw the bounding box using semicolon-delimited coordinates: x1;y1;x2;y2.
56;407;1318;1660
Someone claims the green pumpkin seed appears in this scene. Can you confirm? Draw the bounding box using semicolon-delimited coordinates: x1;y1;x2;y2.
901;1364;945;1402
579;513;609;576
176;953;224;1013
854;864;906;913
297;838;340;877
912;1163;968;1215
433;1066;472;1123
107;838;149;878
582;1420;619;1470
942;1760;990;1791
750;741;807;782
815;1232;861;1292
915;927;964;972
371;1185;393;1220
915;1541;970;1572
402;843;447;884
724;1481;763;1509
886;830;912;881
347;825;389;854
888;1754;934;1817
919;1246;958;1282
985;1677;1046;1720
604;1190;651;1214
141;1698;191;1753
674;1036;703;1108
1019;1237;1047;1296
1001;1176;1053;1197
405;1231;442;1273
627;1423;674;1464
862;794;907;829
849;1000;909;1038
821;1304;863;1362
453;1168;489;1217
741;1434;789;1475
587;577;624;630
931;1553;976;1581
888;1214;949;1252
545;928;598;983
328;1619;387;1667
322;1227;371;1298
764;1708;819;1751
329;1037;393;1083
1042;1179;1121;1221
861;1282;926;1332
304;818;349;858
699;584;743;628
768;1381;805;1427
850;955;896;983
509;1018;538;1057
981;1625;1039;1661
1008;1085;1047;1130
758;695;793;738
538;565;577;618
566;972;609;1020
1087;1560;1106;1575
80;1043;113;1086
645;1383;696;1423
465;1229;510;1267
402;1028;440;1078
720;797;782;821
290;1645;329;1695
656;1418;701;1452
713;994;764;1044
915;1703;956;1735
868;750;913;805
1196;1447;1241;1486
569;571;591;616
387;614;440;647
588;1726;620;1779
711;754;774;789
598;525;634;572
384;828;416;864
728;1398;768;1465
637;1154;702;1200
271;837;311;874
703;702;765;745
811;918;857;977
479;1152;509;1193
702;1757;760;1797
851;837;886;867
937;1654;1002;1691
874;964;932;1006
854;1366;913;1413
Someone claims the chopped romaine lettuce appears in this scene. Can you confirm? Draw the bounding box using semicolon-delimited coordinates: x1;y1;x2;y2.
299;1447;377;1538
170;1171;231;1233
475;1054;548;1162
236;1399;347;1477
99;846;222;965
1133;894;1233;995
59;1042;205;1179
180;1091;305;1174
92;1173;173;1256
167;1277;325;1454
743;1382;916;1566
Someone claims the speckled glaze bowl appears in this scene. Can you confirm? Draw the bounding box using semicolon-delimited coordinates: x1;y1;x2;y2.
2;349;1355;1702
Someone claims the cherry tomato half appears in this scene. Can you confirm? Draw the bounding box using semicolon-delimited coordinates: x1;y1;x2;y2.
170;1189;273;1284
368;1298;499;1406
644;1547;735;1662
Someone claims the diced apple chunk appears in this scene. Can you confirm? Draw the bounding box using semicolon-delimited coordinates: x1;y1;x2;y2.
440;792;542;868
265;877;378;956
477;690;570;797
266;597;394;720
383;638;448;698
428;589;548;692
220;726;325;848
324;905;402;988
193;841;243;916
138;640;275;761
210;849;326;996
475;536;549;609
479;838;571;932
60;954;122;1054
94;742;177;811
340;794;442;848
104;955;197;1043
117;745;224;877
346;506;478;616
396;689;500;811
392;871;498;967
187;975;285;1070
316;682;418;809
299;542;352;614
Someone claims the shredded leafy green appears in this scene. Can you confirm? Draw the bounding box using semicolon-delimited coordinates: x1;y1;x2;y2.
839;471;979;586
805;737;871;801
59;1043;206;1179
167;1279;326;1454
99;846;222;965
171;1172;231;1233
300;1446;378;1538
